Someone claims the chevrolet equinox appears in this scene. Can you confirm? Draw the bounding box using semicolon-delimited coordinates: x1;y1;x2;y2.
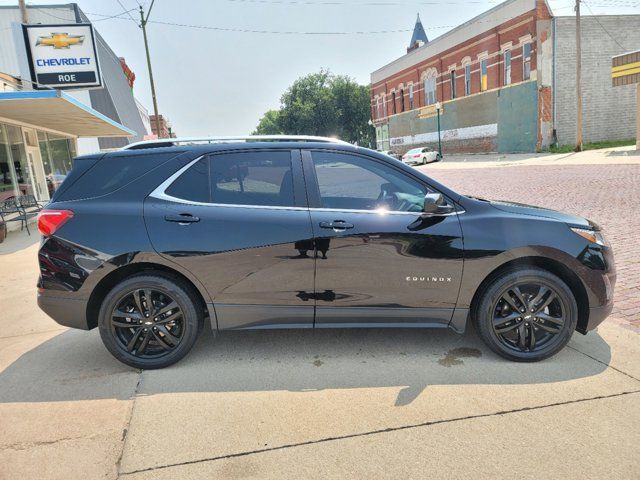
36;136;615;368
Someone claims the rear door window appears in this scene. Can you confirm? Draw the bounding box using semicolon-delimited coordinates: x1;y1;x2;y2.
165;157;210;203
210;151;295;207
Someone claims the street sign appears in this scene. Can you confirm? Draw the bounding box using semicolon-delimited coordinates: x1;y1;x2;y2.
22;23;102;90
612;50;640;87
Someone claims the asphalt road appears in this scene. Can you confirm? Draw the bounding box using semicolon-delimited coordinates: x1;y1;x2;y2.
1;154;639;479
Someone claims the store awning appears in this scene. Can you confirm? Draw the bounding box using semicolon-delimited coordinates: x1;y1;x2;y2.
0;90;136;137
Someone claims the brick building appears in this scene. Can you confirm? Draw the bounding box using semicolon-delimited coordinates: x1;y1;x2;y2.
371;0;639;153
149;114;176;139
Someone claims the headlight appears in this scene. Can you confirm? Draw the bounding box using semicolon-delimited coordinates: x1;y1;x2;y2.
570;227;608;246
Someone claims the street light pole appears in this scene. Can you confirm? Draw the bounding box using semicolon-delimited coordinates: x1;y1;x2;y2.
575;0;583;151
139;1;162;139
436;102;442;159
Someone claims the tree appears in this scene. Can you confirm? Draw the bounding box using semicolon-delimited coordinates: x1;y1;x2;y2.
253;110;282;135
253;70;375;147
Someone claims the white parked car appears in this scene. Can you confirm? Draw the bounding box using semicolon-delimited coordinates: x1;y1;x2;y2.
378;150;401;160
402;147;441;165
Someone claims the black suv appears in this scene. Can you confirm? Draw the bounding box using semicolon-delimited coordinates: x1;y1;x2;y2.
37;136;615;368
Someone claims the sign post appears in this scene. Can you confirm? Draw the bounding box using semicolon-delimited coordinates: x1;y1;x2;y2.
435;102;442;160
612;50;640;150
22;23;102;90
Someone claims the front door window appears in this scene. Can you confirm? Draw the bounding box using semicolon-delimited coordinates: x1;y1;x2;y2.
312;151;427;212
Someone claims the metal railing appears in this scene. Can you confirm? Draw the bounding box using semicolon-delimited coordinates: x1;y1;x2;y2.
121;135;352;150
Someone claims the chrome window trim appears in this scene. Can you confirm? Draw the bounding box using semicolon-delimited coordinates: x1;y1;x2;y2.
149;155;464;216
307;207;464;217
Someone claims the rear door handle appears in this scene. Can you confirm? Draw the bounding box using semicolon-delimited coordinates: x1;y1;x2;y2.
319;220;354;231
164;214;200;224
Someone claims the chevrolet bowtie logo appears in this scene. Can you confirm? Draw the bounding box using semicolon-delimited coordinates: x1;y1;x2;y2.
36;33;85;49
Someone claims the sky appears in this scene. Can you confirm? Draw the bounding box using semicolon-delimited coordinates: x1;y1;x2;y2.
3;0;638;136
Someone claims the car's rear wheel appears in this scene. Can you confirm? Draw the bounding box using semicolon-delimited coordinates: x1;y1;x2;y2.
98;274;202;369
474;267;577;361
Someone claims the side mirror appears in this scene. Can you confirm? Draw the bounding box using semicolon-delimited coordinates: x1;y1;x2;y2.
423;192;455;215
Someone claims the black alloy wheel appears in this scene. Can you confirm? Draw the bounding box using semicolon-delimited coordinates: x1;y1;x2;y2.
474;268;577;362
98;274;202;369
111;288;184;358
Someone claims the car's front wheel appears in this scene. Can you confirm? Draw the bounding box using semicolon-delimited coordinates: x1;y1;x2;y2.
474;267;577;361
98;274;202;369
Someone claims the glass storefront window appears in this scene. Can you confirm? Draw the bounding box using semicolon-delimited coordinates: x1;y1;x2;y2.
0;124;20;201
38;131;75;195
4;124;31;199
1;122;76;201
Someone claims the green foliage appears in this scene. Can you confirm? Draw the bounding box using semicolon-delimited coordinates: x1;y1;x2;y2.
547;138;635;154
253;110;282;135
253;69;375;147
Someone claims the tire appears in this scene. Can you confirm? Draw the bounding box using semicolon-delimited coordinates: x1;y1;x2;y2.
473;267;577;362
422;156;427;165
98;274;203;369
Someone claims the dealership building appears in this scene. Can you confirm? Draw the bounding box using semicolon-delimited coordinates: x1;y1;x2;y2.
371;0;640;153
0;3;148;208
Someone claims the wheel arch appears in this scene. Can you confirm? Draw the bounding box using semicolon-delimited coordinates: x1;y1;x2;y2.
86;262;211;330
469;256;589;333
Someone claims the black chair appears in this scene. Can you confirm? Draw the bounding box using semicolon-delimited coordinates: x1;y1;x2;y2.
0;195;43;236
0;198;30;235
19;194;44;213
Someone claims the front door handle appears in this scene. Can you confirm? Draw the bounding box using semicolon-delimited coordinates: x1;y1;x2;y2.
164;213;200;224
319;220;354;231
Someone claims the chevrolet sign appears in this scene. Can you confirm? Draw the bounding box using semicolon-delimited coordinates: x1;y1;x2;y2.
23;24;102;90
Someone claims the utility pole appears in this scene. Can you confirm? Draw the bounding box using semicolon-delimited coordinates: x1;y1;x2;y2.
139;1;162;139
575;0;583;151
18;0;28;23
436;102;443;160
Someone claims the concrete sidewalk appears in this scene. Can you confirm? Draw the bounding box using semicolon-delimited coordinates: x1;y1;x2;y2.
427;145;640;169
1;232;639;479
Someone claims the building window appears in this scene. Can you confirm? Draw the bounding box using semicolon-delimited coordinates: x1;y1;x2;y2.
399;89;405;112
480;58;488;91
381;94;386;117
0;123;75;202
450;69;456;99
523;42;532;80
424;75;436;105
376;97;382;119
464;64;471;96
408;84;414;110
504;49;511;85
391;92;397;114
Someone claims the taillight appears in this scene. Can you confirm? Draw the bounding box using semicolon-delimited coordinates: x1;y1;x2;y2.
413;154;421;158
37;209;74;236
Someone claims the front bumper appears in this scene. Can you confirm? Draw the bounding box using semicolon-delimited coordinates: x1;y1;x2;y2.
579;268;616;334
38;292;91;330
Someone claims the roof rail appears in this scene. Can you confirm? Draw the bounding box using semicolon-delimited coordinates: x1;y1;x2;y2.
122;135;352;150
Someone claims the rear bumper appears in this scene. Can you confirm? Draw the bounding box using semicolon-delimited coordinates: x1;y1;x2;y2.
38;293;90;330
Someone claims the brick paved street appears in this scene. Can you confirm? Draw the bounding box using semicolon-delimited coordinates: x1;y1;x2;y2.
424;163;640;327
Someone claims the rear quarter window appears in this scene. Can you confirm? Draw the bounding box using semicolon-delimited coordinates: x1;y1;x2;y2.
57;152;177;201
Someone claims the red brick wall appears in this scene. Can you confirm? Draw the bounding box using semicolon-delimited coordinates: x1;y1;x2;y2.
371;7;543;123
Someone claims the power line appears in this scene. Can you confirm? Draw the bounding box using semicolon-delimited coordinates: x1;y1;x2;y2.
226;0;496;5
583;2;629;51
227;0;639;5
79;10;537;34
115;0;140;25
35;6;137;23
